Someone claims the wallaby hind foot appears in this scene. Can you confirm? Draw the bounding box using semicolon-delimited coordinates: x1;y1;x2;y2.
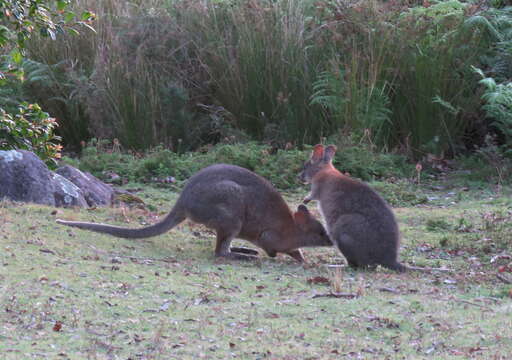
229;247;260;256
216;252;259;261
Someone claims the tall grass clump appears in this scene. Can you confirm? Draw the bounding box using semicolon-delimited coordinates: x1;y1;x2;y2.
475;68;512;152
25;1;201;150
22;0;330;150
389;0;483;156
181;0;329;142
310;1;397;148
310;1;487;156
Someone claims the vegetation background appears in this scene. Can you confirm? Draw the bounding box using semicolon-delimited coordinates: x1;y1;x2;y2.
0;0;511;171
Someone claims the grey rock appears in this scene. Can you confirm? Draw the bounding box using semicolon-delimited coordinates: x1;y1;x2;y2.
0;150;88;207
0;150;57;206
51;172;88;207
56;165;114;207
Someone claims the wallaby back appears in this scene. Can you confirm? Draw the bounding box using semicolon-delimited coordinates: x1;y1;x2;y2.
58;164;331;262
299;145;405;271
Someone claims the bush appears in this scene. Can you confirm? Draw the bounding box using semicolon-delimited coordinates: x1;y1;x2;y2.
70;140;412;190
327;134;414;181
0;103;61;166
0;1;94;165
475;68;512;152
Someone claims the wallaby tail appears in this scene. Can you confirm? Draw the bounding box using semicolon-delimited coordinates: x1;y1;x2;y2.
385;262;451;273
383;261;407;273
56;205;186;239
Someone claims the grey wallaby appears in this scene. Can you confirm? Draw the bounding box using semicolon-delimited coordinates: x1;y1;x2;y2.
299;144;407;272
57;164;332;262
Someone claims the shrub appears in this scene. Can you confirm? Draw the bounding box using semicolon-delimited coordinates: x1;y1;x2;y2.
327;134;414;181
70;141;412;190
475;68;512;152
0;102;61;166
0;0;94;165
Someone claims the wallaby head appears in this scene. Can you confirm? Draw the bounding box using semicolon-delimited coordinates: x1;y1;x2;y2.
291;204;331;247
298;144;337;184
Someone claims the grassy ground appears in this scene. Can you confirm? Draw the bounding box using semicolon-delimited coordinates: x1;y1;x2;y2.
1;180;511;359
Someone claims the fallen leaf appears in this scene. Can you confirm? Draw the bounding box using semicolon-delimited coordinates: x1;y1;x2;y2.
469;346;484;353
307;276;330;285
39;249;55;255
379;287;399;294
264;313;280;319
160;300;171;312
53;321;63;332
449;350;464;355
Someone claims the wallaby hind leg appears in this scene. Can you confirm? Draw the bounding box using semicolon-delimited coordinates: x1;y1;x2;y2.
215;227;258;261
334;232;363;269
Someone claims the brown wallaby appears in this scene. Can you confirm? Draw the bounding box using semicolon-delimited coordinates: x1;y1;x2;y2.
57;164;332;262
299;144;407;272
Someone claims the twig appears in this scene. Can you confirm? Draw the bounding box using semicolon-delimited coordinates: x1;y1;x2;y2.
312;292;358;299
378;287;400;294
407;265;452;273
454;299;493;311
496;273;512;284
490;254;512;264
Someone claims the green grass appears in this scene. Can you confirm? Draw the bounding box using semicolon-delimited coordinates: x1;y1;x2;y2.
1;183;512;359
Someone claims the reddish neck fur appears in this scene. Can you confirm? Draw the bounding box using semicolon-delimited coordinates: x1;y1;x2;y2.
312;164;344;183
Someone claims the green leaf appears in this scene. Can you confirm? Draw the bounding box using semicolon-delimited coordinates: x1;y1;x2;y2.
64;11;75;23
66;27;79;36
57;1;69;12
10;49;23;65
81;11;95;21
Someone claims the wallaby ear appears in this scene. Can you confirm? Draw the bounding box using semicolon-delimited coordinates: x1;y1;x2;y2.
323;145;337;163
297;204;311;215
311;144;324;162
294;205;311;226
293;208;307;225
